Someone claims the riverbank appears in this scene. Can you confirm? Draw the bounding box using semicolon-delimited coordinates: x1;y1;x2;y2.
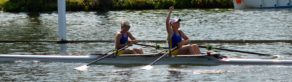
0;0;233;12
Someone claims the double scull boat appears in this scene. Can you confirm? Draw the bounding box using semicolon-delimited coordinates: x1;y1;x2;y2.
1;54;292;65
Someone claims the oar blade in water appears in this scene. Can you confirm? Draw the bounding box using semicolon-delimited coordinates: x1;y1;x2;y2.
74;65;89;71
141;65;153;70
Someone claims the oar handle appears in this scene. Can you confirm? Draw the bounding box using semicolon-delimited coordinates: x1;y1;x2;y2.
198;46;271;56
136;43;167;49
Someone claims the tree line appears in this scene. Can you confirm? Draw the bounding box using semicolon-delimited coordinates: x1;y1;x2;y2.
0;0;233;12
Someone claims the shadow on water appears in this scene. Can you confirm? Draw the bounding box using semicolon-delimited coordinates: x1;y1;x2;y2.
95;10;110;16
167;68;184;82
165;65;192;82
113;68;134;82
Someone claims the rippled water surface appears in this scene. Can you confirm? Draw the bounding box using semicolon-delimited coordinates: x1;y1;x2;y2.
0;9;292;81
1;9;292;41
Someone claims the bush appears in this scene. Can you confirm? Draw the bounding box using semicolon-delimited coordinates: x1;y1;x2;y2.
1;0;233;12
3;0;56;12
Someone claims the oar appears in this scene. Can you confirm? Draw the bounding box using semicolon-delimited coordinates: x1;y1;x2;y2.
141;48;177;70
198;45;272;56
150;45;272;56
74;46;128;71
136;43;167;49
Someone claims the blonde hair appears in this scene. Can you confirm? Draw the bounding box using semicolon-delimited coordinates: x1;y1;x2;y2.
121;20;130;28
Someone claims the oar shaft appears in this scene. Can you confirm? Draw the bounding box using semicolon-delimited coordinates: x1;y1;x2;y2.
149;52;168;65
86;54;112;66
138;44;271;56
86;46;129;66
198;46;271;56
136;43;168;49
136;43;156;48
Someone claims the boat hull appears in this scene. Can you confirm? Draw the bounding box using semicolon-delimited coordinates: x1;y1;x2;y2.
98;55;220;65
0;54;220;65
1;54;292;65
221;58;292;65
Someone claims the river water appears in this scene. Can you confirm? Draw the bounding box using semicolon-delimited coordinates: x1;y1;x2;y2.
0;9;292;81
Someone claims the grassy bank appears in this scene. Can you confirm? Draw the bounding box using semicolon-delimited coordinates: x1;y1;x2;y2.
0;0;233;12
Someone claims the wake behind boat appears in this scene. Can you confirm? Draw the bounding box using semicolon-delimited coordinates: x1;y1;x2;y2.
1;54;292;65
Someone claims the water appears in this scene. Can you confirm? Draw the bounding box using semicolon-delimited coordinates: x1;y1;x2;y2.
0;9;292;81
1;63;292;82
1;9;292;41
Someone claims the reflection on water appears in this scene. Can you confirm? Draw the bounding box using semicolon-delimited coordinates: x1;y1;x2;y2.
0;62;292;81
27;12;41;25
0;12;57;41
167;69;184;82
0;42;57;54
113;69;134;82
0;61;50;81
59;44;67;55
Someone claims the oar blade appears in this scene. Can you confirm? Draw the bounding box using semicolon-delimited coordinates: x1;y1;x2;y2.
74;65;89;71
271;55;280;59
141;65;153;70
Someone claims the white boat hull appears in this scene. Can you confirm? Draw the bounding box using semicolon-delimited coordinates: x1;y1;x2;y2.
1;54;292;65
221;58;292;65
0;54;219;65
233;0;292;9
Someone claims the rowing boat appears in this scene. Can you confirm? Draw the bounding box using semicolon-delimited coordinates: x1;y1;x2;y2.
0;54;219;65
1;54;292;65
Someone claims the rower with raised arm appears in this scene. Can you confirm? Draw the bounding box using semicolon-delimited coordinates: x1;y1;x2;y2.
115;20;143;55
166;6;201;55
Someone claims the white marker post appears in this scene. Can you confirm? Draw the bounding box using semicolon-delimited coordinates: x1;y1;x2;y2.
58;0;66;41
58;0;67;55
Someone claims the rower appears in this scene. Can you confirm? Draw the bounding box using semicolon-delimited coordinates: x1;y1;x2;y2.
114;20;143;56
165;6;201;56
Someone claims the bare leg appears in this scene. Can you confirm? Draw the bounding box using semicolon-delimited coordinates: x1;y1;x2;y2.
178;45;195;55
192;44;201;54
188;45;196;55
139;49;143;54
122;49;137;54
133;48;143;54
